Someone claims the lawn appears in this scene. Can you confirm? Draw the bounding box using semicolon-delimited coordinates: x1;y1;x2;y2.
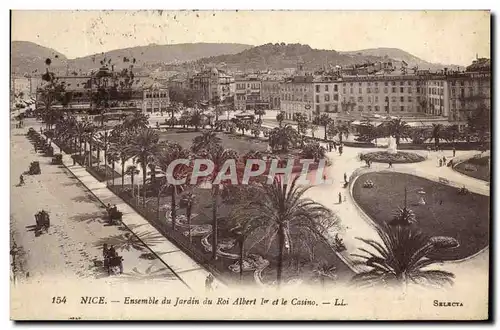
158;129;269;154
454;156;490;182
352;172;490;260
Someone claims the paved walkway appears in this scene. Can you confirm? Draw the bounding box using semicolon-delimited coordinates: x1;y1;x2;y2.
30;121;225;292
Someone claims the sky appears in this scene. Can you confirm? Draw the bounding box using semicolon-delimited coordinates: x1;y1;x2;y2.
11;10;490;65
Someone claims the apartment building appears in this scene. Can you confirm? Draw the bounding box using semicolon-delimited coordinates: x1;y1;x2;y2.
234;75;265;111
280;75;315;120
142;81;170;113
261;79;281;110
188;68;235;103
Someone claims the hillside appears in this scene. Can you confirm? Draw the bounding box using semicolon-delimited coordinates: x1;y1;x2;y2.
11;41;68;76
11;41;252;76
340;47;464;71
177;43;388;71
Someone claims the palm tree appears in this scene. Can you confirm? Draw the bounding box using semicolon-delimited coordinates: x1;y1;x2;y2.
181;191;196;244
309;124;318;139
122;111;149;132
191;131;222;154
190;110;203;131
268;125;299;152
318;114;332;141
124;128;164;207
352;223;458;288
197;145;239;260
444;125;459;144
125;165;140;196
156;143;191;230
276;112;285;127
431;124;443;149
231;176;338;286
388;118;409;145
106;150;120;187
109;137;132;188
313;263;337;288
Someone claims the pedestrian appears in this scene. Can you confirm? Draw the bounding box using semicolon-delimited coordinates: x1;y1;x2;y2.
388;161;393;168
19;174;24;186
443;156;447;164
333;141;337;151
368;160;371;168
344;172;347;183
102;243;109;260
34;144;37;153
439;159;443;167
338;192;342;204
339;146;343;156
453;147;456;157
205;274;213;291
108;245;117;258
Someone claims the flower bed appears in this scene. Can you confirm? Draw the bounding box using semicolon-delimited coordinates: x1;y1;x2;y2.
361;151;425;164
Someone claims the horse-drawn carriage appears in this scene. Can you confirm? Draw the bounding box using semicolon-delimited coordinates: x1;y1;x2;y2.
35;210;50;231
106;206;123;225
52;154;63;165
28;161;41;175
104;255;124;275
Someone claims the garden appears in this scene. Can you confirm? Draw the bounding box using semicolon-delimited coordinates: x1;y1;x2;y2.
361;151;426;164
454;155;490;182
352;171;490;260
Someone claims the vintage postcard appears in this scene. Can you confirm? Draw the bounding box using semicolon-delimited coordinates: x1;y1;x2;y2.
9;10;491;320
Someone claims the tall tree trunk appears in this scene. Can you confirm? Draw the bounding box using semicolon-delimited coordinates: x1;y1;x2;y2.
277;223;284;287
111;162;115;186
324;125;327;141
131;174;135;197
121;161;125;188
211;185;219;260
171;186;177;230
187;205;192;244
142;162;147;208
239;238;244;283
89;141;93;167
97;146;101;168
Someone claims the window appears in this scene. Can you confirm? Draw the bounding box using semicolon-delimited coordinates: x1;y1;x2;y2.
350;83;354;86
400;106;404;111
375;88;379;93
367;88;371;93
368;105;372;112
400;81;404;86
325;85;329;92
375;96;379;102
460;81;464;86
416;87;420;93
392;81;396;86
316;105;320;112
368;96;372;103
384;87;388;93
408;87;412;93
325;94;330;102
400;96;404;102
359;88;362;93
375;82;378;86
334;105;338;112
375;105;380;112
384;82;389;86
325;104;330;112
315;85;320;93
358;105;364;112
334;85;338;92
359;82;362;86
392;106;398;112
315;95;320;102
358;96;363;102
334;94;339;101
451;81;456;86
400;87;404;93
408;96;412;102
350;88;353;93
392;87;396;93
343;88;346;94
343;83;346;86
391;96;397;102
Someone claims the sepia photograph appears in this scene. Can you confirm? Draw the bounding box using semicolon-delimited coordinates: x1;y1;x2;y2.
8;9;491;321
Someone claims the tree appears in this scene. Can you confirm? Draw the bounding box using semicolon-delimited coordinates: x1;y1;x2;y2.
125;165;140;196
352;223;457;288
388;118;409;145
276;111;285;127
301;142;327;162
326;122;338;141
336;123;350;144
124;128;164;207
313;263;337;288
231;176;338;286
197;145;239;260
38;61;66;130
254;108;266;121
191;131;222;154
309;124;318;139
109;137;132;188
181;191;196;244
251;124;262;138
467;103;491;143
106;150;120;187
156;143;191;230
268;125;299;152
443;125;459;144
318;114;332;141
122;112;149;132
431;124;443;149
189;110;203;131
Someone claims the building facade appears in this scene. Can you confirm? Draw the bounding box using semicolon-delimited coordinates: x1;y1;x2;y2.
261;80;281;110
234;75;267;111
142;82;170;114
188;68;235;103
